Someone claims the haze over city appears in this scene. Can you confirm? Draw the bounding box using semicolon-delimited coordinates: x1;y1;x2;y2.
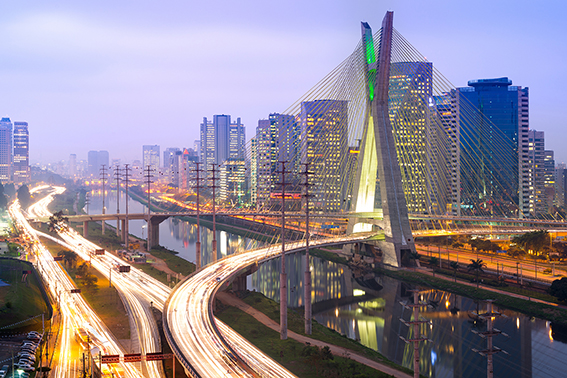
1;0;566;164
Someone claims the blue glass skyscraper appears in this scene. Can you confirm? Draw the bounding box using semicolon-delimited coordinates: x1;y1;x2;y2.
457;77;529;217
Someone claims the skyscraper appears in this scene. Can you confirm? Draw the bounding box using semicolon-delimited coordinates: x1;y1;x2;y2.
69;154;77;178
87;150;110;176
199;115;245;179
544;150;555;212
0;118;12;183
300;100;348;212
142;145;160;176
457;78;529;217
13;121;29;184
528;130;545;216
389;61;435;214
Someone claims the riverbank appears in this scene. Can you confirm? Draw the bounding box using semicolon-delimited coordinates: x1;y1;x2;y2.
215;290;418;378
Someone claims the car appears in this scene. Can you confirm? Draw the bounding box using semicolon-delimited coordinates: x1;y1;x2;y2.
19;357;35;365
0;364;8;378
19;373;30;378
18;352;35;359
21;342;37;349
27;334;41;341
18;353;36;361
20;348;35;354
16;362;33;371
27;331;41;338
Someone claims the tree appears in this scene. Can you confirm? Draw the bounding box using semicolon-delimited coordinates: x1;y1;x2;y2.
450;261;459;282
49;211;69;232
17;184;31;209
513;230;549;279
0;183;7;210
429;257;438;276
81;273;98;290
408;251;421;267
467;259;486;288
58;250;77;269
76;262;89;278
549;277;567;303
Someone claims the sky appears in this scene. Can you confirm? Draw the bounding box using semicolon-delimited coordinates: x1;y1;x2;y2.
2;0;566;165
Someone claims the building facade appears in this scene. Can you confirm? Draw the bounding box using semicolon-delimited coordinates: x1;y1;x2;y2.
142;145;160;177
13;121;29;184
300;99;348;212
457;78;529;218
0;118;12;183
87;150;110;177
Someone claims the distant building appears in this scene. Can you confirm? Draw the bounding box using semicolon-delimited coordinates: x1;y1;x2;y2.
87;150;109;177
544;150;555;211
199;115;245;180
528;130;545;216
13;121;29;184
0;118;12;183
555;163;566;208
142;145;160;177
69;154;77;178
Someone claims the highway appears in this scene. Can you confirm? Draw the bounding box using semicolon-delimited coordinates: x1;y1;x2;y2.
29;185;373;378
164;234;371;378
10;187;144;378
28;186;168;377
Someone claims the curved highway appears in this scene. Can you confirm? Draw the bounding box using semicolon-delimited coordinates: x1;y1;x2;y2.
164;234;372;378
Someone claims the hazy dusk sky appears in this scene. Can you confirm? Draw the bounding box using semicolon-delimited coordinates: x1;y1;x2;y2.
2;1;566;165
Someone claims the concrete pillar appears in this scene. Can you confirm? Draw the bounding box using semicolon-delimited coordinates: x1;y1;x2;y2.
148;216;162;249
101;220;105;235
83;221;89;238
121;219;126;242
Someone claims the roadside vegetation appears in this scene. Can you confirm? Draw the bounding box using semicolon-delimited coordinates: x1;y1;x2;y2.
0;258;49;329
216;293;418;378
40;237;130;340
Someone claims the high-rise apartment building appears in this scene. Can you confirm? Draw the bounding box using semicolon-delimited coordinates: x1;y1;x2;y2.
0;118;12;183
13;122;29;184
142;145;160;176
457;78;529;218
199;115;245;180
544;150;555;212
163;147;181;183
389;62;436;214
87;150;110;176
300;100;348;212
555;163;567;208
528;130;545;216
253;113;298;208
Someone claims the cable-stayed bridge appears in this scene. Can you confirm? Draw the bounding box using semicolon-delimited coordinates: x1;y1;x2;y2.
69;10;565;268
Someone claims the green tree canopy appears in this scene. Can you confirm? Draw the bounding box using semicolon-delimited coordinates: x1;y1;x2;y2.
17;184;31;209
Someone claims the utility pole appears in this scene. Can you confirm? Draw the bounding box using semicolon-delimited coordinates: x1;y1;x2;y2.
210;164;219;262
114;165;121;238
301;162;313;335
192;162;204;270
123;164;131;250
276;161;291;340
144;165;154;251
100;164;108;235
472;300;509;378
399;290;433;378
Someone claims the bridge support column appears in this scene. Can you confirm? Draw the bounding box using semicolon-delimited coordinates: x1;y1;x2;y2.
121;219;126;242
83;221;89;238
232;274;247;292
148;215;169;250
101;220;105;235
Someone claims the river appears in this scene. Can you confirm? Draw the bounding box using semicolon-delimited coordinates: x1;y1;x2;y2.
86;191;567;378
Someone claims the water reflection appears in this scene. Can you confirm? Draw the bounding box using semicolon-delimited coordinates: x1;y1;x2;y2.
251;253;567;378
86;192;263;265
85;191;567;377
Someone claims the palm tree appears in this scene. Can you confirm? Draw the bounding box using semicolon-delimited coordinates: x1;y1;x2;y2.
467;259;486;288
430;257;439;276
450;261;459;282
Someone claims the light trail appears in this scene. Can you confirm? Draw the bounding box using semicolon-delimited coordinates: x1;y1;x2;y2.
10;189;144;378
29;186;167;378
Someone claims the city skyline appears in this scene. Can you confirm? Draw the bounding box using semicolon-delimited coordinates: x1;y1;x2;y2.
1;1;566;164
